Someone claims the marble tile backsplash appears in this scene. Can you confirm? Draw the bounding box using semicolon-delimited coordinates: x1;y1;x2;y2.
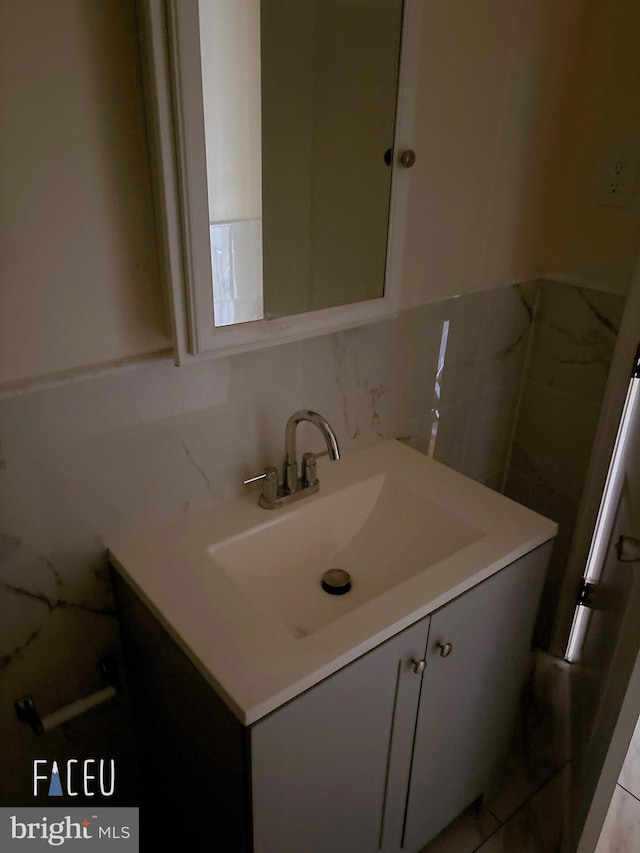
504;280;625;647
0;279;622;805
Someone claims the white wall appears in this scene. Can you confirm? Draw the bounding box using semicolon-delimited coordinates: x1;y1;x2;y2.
2;0;640;389
402;0;640;306
541;0;640;295
402;0;573;305
0;0;169;387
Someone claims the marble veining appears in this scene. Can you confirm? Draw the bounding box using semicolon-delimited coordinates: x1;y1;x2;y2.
428;282;536;490
525;280;624;404
577;287;620;337
517;281;537;323
331;334;369;440
146;422;217;500
496;330;526;360
504;280;624;646
509;443;566;497
0;538;115;671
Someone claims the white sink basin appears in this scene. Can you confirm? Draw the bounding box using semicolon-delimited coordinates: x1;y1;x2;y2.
108;439;557;724
208;473;484;637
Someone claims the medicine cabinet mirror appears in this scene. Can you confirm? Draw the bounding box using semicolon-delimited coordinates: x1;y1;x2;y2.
139;0;421;361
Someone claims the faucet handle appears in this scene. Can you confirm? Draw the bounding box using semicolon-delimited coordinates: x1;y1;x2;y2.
301;452;318;487
243;467;279;502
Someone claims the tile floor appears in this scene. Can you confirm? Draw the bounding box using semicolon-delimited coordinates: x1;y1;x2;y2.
420;766;570;853
412;647;640;852
419;652;571;853
594;715;640;852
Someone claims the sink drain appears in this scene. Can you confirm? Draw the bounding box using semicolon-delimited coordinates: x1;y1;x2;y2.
321;569;352;596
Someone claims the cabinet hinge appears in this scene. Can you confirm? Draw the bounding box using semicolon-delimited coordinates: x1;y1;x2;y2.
577;579;597;609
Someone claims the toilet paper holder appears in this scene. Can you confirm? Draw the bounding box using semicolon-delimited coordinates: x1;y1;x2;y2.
15;656;120;735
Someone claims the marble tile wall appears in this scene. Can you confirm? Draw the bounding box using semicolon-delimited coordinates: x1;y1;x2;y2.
428;283;536;490
504;280;625;648
0;285;534;805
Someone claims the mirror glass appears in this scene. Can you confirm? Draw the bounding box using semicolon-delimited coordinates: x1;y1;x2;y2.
197;0;404;328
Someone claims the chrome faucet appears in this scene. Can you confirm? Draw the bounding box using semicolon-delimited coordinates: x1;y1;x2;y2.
283;410;341;492
244;409;341;509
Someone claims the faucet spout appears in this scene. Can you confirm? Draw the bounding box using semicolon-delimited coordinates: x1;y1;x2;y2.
284;409;341;492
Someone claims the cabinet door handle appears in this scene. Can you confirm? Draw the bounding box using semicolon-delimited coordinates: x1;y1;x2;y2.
437;642;453;658
400;149;417;168
411;658;426;674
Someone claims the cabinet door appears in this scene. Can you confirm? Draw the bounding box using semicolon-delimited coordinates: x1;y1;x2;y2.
251;617;430;853
402;542;551;852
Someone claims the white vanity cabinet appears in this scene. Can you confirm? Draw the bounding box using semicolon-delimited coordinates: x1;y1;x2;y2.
401;541;548;850
250;614;428;853
112;539;550;852
250;542;549;853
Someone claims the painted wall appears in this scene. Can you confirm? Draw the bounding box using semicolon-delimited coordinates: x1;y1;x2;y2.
541;0;640;295
402;0;640;305
401;0;586;305
0;0;169;387
3;0;639;387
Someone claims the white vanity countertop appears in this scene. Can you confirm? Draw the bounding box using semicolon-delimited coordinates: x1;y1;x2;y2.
107;440;557;725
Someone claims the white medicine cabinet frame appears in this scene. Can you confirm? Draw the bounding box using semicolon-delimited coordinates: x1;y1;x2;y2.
138;0;423;363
